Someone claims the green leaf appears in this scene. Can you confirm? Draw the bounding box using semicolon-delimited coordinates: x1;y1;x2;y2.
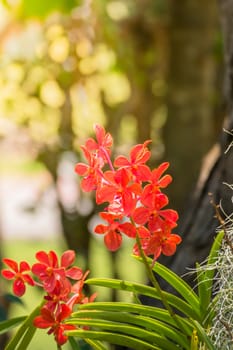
69;318;180;350
67;329;160;350
85;339;107;350
151;260;200;315
70;311;189;349
191;320;216;350
5;301;43;350
16;323;37;350
198;231;224;316
0;316;27;335
77;301;193;332
69;337;81;350
86;278;199;319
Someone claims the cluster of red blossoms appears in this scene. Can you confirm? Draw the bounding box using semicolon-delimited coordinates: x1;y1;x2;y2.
75;124;182;263
1;250;95;345
1;124;182;347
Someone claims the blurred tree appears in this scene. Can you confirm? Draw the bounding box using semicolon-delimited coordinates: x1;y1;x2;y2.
94;0;170;155
163;0;223;213
160;0;233;290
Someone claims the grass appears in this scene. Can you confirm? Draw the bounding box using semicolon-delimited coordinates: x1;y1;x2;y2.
2;237;146;349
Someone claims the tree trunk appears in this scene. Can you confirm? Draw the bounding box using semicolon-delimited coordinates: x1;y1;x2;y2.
166;0;233;287
163;0;221;213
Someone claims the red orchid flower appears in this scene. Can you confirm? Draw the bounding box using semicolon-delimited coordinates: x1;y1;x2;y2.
68;270;97;309
133;224;181;261
96;168;142;216
141;162;172;207
75;146;104;192
33;303;76;346
1;259;34;297
114;141;151;181
85;124;113;162
32;250;83;294
134;222;182;263
133;192;178;231
94;212;136;251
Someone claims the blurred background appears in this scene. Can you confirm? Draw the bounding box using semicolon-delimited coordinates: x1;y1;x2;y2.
0;0;228;349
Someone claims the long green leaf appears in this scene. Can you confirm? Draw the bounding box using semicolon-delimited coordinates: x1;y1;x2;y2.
69;318;180;350
85;339;107;350
16;323;37;350
198;231;224;316
152;260;200;313
86;278;199;319
69;337;81;350
77;301;193;332
67;329;160;350
191;320;216;350
71;311;189;349
0;316;27;335
5;301;43;350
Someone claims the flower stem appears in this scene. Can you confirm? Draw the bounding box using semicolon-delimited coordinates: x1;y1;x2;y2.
100;146;114;171
133;223;188;333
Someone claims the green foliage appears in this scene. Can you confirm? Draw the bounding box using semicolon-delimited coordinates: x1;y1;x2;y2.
0;316;27;335
3;0;80;19
1;231;224;349
65;231;224;350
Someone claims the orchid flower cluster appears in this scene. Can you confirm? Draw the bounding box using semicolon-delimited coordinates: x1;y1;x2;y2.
1;250;96;346
1;124;182;348
75;124;181;262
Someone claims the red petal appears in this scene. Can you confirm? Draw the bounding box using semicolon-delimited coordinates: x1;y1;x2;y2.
19;261;30;273
114;155;130;167
94;124;105;143
122;191;136;215
1;270;15;279
23;274;35;286
33;316;53;329
35;251;50;265
13;279;26;297
119;222;136;238
31;263;47;277
152;162;170;181
159;174;172;188
160;209;179;227
58;304;72;322
81;176;97;192
66;267;83;280
135;165;151;181
162;242;177;256
55;327;68;345
104;231;122;251
61;250;75;268
85;138;98;151
2;258;18;272
40;306;55;322
94;224;108;234
130;142;151;163
137;226;150;238
48;251;58;268
132;207;149;225
74;163;89;175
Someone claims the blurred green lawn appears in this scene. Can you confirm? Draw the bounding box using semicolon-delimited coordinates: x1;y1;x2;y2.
3;237;146;349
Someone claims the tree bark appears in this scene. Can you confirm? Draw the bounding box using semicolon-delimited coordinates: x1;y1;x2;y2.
163;0;221;213
166;0;233;286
